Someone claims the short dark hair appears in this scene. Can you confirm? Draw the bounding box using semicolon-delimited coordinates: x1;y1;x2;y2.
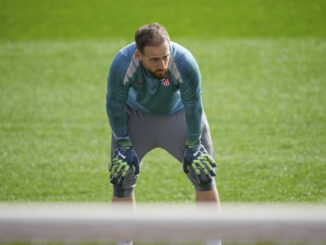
135;23;170;54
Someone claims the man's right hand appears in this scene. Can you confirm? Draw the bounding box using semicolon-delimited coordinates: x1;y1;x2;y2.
109;138;139;186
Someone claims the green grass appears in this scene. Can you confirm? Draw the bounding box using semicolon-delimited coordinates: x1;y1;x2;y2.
1;0;326;40
0;38;325;202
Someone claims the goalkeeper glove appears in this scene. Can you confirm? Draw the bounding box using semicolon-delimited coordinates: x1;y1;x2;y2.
109;138;139;186
183;140;216;185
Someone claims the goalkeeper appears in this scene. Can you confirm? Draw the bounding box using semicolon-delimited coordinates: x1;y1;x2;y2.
106;23;220;244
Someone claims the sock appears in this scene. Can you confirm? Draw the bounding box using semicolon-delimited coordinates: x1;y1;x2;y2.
206;240;221;245
117;240;132;245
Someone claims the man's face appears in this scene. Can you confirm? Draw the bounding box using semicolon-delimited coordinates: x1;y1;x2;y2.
136;40;170;80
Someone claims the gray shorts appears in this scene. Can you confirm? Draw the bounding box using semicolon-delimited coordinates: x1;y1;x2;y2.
111;105;216;197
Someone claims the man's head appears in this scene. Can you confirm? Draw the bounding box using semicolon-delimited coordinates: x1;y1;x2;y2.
135;23;171;80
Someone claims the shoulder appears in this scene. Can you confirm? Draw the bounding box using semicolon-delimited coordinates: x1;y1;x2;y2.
170;42;195;62
169;42;200;82
111;42;137;72
109;42;138;84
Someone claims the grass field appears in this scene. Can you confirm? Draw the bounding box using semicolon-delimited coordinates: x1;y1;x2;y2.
0;38;325;203
1;0;326;39
1;0;326;244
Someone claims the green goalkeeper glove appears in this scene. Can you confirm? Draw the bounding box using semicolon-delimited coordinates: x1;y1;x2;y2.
109;138;139;186
183;140;216;185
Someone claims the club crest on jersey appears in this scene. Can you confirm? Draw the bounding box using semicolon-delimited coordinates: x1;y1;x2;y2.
161;78;170;87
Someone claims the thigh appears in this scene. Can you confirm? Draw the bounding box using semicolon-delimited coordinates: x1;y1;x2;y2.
158;110;214;162
111;105;160;162
111;107;214;162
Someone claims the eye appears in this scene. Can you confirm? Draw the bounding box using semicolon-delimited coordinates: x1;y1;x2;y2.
150;58;160;62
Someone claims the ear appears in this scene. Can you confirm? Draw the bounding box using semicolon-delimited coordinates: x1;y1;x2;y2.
135;50;142;61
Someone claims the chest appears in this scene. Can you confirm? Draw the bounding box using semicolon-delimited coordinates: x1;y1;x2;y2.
131;71;179;96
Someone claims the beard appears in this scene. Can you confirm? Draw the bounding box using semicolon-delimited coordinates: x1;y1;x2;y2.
150;68;168;80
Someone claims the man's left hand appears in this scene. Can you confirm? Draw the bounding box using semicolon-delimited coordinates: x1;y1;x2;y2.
183;141;216;185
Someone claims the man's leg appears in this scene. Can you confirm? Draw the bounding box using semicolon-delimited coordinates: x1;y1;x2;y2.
196;187;220;204
113;195;136;245
196;188;221;245
111;134;137;245
112;194;136;212
110;106;158;245
113;194;136;205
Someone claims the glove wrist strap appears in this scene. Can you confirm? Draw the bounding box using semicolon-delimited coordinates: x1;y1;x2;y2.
186;139;200;149
117;138;132;150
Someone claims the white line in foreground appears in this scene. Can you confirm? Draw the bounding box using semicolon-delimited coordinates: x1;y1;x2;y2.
0;203;325;242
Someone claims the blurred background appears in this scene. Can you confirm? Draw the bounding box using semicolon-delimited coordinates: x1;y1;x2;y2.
0;0;325;204
1;0;326;39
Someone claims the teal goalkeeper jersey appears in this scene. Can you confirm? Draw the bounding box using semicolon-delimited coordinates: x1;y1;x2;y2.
106;41;203;142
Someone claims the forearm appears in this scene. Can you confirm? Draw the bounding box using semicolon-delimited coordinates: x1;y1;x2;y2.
184;100;203;142
107;98;128;138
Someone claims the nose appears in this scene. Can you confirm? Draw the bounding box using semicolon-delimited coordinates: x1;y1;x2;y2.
158;58;167;69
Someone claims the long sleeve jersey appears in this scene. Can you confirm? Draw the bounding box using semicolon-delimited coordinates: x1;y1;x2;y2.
106;41;203;142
